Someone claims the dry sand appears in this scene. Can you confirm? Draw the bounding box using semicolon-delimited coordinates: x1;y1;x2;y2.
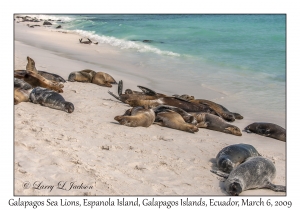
14;19;286;196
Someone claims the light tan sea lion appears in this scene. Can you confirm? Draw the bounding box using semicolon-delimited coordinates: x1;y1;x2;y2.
152;105;197;124
190;99;243;122
211;156;286;195
68;69;96;83
114;106;155;127
14;88;32;105
108;80;166;103
191;112;242;136
14;71;64;93
91;72;117;87
26;56;38;73
244;122;286;142
154;110;199;133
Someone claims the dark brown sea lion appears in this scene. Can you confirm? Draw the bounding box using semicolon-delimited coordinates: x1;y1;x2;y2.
14;71;64;93
244;122;286;142
190;99;243;122
91;72;117;87
191;112;242;136
68;69;96;83
30;87;74;113
126;97;216;114
108;80;166;103
211;156;286;196
114;106;155;127
154;110;199;133
79;38;92;44
216;144;261;173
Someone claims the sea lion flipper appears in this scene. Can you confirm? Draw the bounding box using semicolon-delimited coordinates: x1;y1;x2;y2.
210;170;229;179
196;121;208;128
108;91;121;101
265;182;286;192
137;86;157;96
118;80;123;96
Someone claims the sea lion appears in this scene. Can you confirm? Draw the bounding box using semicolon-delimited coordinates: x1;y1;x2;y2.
152;105;197;124
26;56;38;73
191;112;242;136
108;80;166;103
79;38;92;44
68;69;96;83
244;122;286;142
126;97;217;114
30;87;74;113
190;99;243;122
154;110;199;133
211;156;286;195
216;144;261;173
114;106;155;127
15;70;66;83
14;71;64;93
91;71;117;87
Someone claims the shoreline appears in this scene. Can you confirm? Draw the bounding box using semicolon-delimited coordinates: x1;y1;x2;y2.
14;18;286;196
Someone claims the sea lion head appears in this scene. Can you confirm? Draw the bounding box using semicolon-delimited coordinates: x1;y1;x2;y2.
68;72;77;82
226;182;243;196
223;113;235;122
217;156;234;173
125;89;134;94
64;102;74;113
232;112;243;120
224;126;242;136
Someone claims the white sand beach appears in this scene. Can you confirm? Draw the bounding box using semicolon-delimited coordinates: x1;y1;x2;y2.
14;18;286;196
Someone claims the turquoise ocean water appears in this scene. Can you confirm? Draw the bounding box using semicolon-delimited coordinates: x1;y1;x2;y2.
26;14;286;119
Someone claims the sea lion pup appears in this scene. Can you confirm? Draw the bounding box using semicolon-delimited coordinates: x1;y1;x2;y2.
216;144;261;173
24;56;66;82
68;69;96;82
211;156;286;196
189;99;243;122
126;97;216;114
114;106;155;127
152;105;197;124
91;71;117;87
108;80;166;103
154;110;199;133
191;112;242;136
30;87;74;113
244;122;286;142
14;71;64;93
